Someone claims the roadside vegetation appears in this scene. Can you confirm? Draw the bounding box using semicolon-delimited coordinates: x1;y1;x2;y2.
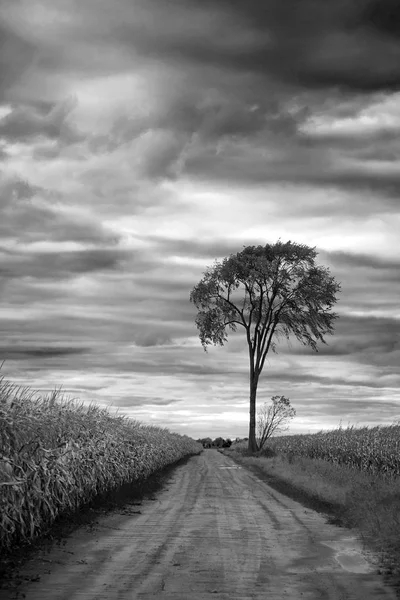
0;375;202;557
225;425;400;585
197;437;232;448
267;424;400;477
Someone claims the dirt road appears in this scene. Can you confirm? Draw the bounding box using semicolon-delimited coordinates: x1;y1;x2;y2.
2;450;397;599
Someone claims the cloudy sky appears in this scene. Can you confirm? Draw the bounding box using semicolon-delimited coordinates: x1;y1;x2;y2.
1;0;400;440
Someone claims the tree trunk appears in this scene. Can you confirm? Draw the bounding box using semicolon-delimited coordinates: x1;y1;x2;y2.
248;377;258;454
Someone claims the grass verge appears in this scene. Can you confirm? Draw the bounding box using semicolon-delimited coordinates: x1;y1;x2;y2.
222;447;400;594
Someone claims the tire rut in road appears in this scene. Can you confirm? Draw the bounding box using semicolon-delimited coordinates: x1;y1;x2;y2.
1;450;397;600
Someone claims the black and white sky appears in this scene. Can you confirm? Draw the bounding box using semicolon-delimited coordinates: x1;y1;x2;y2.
1;0;400;438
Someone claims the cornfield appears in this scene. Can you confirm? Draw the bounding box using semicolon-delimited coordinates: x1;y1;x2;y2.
0;376;202;553
266;424;400;477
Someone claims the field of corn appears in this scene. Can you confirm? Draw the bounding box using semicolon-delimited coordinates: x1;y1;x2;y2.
0;376;203;554
265;424;400;477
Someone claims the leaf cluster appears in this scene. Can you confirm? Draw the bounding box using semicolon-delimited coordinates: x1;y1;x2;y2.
190;241;341;370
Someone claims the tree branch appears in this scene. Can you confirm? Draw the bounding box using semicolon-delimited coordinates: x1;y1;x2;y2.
259;317;280;373
216;292;245;323
252;287;264;356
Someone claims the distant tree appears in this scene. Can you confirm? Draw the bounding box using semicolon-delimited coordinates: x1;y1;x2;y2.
213;437;225;448
257;395;296;450
200;437;212;448
190;241;340;454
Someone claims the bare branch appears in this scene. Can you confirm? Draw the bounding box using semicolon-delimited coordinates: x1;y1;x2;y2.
257;396;296;450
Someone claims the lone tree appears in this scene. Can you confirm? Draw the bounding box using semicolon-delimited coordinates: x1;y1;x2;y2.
189;241;340;454
257;395;296;451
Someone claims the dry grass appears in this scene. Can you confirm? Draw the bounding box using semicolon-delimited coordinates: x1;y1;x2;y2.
0;376;202;554
226;441;400;585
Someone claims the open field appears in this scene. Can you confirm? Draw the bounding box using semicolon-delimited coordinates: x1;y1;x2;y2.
0;376;202;557
267;424;400;477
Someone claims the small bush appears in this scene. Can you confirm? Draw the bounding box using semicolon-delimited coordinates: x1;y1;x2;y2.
259;446;277;458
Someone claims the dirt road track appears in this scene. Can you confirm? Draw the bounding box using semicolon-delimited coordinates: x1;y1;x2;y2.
1;450;397;600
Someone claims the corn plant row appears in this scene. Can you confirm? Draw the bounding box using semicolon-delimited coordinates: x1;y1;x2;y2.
266;424;400;477
0;376;202;553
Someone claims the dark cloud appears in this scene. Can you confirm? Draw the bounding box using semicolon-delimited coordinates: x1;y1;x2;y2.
320;250;400;317
0;145;9;160
0;23;36;102
133;332;173;347
80;2;399;196
294;395;400;423
3;1;400;199
182;136;400;199
302;120;400;151
93;97;309;182
0;248;132;280
111;0;400;93
261;363;400;390
361;0;400;38
0;98;85;144
115;396;182;407
338;314;400;365
139;131;189;181
136;235;244;261
0;177;120;245
32;143;64;161
0;345;89;360
126;358;234;378
114;79;395;197
1;201;119;246
284;313;400;373
88;116;149;154
143;94;400;198
155;95;307;143
326;250;400;271
0;177;40;203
